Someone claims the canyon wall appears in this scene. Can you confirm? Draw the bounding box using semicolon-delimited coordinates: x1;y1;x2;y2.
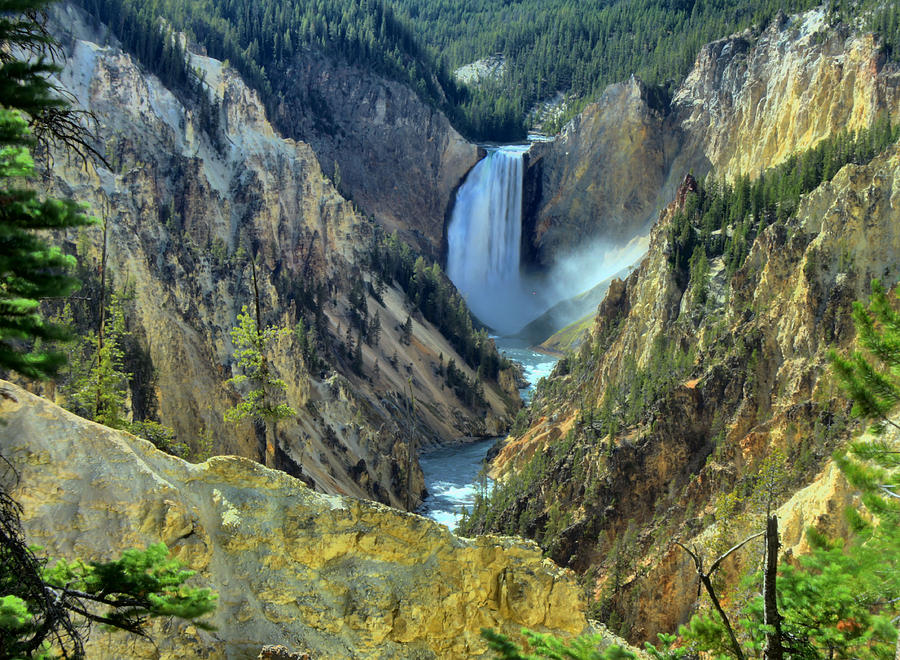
37;4;514;510
492;137;900;638
274;50;480;256
673;10;899;180
524;78;670;267
527;8;900;268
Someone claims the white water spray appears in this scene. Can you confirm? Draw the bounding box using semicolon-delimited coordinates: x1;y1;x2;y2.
447;144;650;338
446;145;545;335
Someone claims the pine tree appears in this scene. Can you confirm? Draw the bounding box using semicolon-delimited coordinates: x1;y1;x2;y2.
224;305;296;468
351;335;363;375
294;316;319;370
368;309;381;346
401;314;413;345
0;43;94;378
829;279;900;436
829;279;900;659
62;293;131;429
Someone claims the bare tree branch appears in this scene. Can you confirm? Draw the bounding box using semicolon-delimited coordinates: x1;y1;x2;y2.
674;530;765;660
708;531;765;575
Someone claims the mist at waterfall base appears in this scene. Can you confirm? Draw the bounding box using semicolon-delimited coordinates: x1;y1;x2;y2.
446;145;647;338
422;145;647;529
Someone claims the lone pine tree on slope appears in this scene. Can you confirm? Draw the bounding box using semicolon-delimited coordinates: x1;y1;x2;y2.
224;259;295;468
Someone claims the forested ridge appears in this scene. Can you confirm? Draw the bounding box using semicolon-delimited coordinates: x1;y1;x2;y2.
74;0;487;136
75;0;900;141
394;0;815;132
669;115;900;278
394;0;900;134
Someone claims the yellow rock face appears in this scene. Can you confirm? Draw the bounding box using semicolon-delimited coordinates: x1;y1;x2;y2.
531;8;900;266
675;12;900;181
1;382;588;659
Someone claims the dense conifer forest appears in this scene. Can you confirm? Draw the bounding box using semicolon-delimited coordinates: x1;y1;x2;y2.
76;0;900;141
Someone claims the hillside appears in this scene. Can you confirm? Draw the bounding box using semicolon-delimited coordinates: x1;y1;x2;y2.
74;0;900;144
31;2;517;512
73;0;479;256
397;0;899;134
0;381;592;658
462;8;900;641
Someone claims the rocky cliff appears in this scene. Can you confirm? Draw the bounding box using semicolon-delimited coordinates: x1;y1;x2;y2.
673;10;899;181
475;64;900;640
524;78;670;267
526;8;900;269
33;4;515;511
273;50;480;256
0;381;589;658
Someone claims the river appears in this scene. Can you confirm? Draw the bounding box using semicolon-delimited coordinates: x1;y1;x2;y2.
423;141;560;529
416;339;557;528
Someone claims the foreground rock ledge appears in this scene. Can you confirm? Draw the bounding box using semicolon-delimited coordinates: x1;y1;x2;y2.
0;382;588;658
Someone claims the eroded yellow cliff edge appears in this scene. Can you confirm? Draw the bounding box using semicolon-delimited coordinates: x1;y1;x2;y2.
0;382;588;658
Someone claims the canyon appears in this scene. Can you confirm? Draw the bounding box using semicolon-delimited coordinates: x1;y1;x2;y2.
36;3;519;513
3;0;900;656
524;9;899;268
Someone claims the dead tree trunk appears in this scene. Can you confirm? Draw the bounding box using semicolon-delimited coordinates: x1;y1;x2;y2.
93;216;108;419
676;532;763;660
763;514;784;660
251;257;275;468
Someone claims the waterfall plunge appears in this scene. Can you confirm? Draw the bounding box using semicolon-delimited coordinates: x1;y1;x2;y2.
446;145;546;336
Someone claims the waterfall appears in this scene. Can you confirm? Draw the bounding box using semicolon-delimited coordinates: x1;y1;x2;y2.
446;145;541;335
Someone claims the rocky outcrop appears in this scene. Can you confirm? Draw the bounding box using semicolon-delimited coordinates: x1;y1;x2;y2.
36;4;514;511
672;10;900;180
274;50;480;256
527;8;900;268
1;382;589;658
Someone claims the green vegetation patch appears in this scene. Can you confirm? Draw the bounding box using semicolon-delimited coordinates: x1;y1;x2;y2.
540;312;594;355
668;116;900;278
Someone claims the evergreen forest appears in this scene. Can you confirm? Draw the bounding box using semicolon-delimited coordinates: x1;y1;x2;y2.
74;0;900;141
